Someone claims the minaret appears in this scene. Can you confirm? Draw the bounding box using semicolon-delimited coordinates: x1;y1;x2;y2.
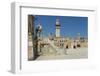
77;33;81;40
55;18;61;37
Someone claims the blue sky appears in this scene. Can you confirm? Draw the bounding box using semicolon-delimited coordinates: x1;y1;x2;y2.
33;15;88;38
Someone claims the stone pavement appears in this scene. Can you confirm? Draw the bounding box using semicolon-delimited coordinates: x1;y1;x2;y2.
35;48;88;60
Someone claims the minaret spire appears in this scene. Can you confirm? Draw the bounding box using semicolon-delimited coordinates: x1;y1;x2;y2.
56;17;60;26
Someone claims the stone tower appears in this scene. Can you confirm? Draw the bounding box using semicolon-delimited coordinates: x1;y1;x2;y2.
55;18;61;37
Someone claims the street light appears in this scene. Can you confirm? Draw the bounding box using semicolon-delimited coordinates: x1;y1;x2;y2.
36;23;42;38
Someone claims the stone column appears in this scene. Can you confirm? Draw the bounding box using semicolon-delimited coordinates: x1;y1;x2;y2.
28;15;35;60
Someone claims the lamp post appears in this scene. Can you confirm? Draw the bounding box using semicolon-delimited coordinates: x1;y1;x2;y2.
34;23;42;56
37;23;42;38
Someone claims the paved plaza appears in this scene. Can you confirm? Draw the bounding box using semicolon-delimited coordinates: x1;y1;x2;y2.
35;48;88;60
